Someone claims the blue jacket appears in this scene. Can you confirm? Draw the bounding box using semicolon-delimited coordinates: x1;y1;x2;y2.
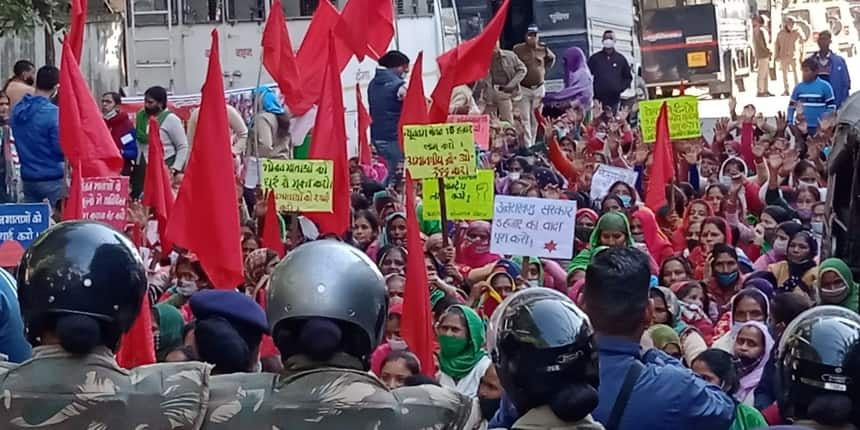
592;337;735;430
368;68;405;143
10;94;64;181
810;51;851;107
0;268;31;363
787;77;836;129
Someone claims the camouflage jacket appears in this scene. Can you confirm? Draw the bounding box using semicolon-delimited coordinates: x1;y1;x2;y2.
0;345;212;430
204;354;476;429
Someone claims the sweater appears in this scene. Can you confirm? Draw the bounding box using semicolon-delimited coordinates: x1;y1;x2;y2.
787;78;836;129
10;94;63;181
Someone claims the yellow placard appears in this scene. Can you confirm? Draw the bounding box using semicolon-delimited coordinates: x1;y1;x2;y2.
422;170;495;220
260;159;333;212
404;123;476;179
639;96;701;142
687;51;707;68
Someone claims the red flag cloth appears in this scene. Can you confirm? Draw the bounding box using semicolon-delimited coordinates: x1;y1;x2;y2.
295;1;350;109
740;122;756;173
645;102;675;211
398;52;428;152
58;39;123;177
401;171;436;376
304;32;350;236
262;0;304;114
356;83;373;166
262;190;284;257
428;0;510;122
116;293;156;369
63;160;83;221
336;0;394;61
142;117;174;252
165;30;244;290
69;0;87;62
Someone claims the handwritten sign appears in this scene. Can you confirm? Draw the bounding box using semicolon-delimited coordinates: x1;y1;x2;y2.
423;170;495;220
261;159;333;212
590;164;639;202
82;176;129;230
404;123;476;179
490;196;577;259
0;203;50;248
640;96;701;142
448;114;490;150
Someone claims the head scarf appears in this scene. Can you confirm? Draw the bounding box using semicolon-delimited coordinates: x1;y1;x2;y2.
645;324;682;353
255;86;285;115
783;229;818;293
244;248;278;288
437;305;487;380
379;212;406;248
743;271;777;298
632;208;673;264
511;256;544;287
589;211;633;248
672;199;714;250
544;47;593;109
819;258;859;312
732;321;775;403
729;288;771;328
456;221;500;268
576;208;599;223
154;303;184;362
480;269;518;320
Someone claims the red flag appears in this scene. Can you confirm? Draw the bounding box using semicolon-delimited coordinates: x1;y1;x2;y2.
58;39;123;177
401;172;436;376
398;52;429;152
116;293;156;368
262;190;284;257
428;0;510;122
304;31;351;237
336;0;394;61
63;160;83;221
69;0;86;62
165;30;244;290
356;83;372;166
142;117;174;252
645;102;675;211
295;1;350;108
262;0;304;114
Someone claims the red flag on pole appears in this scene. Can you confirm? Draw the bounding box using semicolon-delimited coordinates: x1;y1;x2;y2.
356;83;372;166
58;39;123;177
69;0;87;62
645;102;675;211
428;0;510;122
262;0;304;114
303;31;350;236
336;0;394;61
62;160;83;221
142;117;174;251
165;30;244;290
295;0;350;108
116;293;156;369
262;190;284;257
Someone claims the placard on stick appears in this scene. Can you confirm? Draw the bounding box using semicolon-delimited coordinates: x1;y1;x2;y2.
490;195;577;259
0;203;50;247
447;114;490;150
403;123;476;179
82;176;129;230
423;170;495;220
261;159;334;212
639;96;701;142
589;164;639;202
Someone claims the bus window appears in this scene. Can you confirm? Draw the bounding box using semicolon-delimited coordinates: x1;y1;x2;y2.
827;7;843;35
226;0;264;21
282;0;336;17
183;0;222;23
131;0;179;26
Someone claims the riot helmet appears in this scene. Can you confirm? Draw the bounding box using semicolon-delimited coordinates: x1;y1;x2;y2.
267;240;387;364
488;288;599;421
17;221;146;350
777;305;860;425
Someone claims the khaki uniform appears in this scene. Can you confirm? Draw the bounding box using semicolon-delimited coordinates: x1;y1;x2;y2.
753;26;772;94
512;406;605;430
0;345;211;429
486;50;527;123
774;28;802;94
513;43;555;146
204;354;476;429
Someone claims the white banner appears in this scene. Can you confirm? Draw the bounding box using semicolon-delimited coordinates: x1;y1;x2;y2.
589;164;639;203
490;196;577;259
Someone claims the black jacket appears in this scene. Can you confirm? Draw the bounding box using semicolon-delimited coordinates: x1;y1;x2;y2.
587;49;632;102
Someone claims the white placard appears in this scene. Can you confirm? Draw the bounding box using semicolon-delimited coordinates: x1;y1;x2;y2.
490;195;577;259
589;164;640;202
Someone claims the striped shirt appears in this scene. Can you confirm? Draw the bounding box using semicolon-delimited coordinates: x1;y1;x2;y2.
787;77;836;130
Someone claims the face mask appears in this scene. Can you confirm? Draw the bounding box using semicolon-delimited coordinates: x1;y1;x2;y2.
618;194;632;207
479;397;501;420
823;146;832;158
821;285;849;302
525;280;539;288
798;180;818;190
632;233;645;243
438;335;468;357
145;105;161;115
719;175;733;186
602;38;615;49
509;172;521;181
176;280;199;297
715;271;739;287
811;221;824;235
763;228;777;244
686;239;699;250
772;239;789;253
595;131;607;140
103;110;118;120
575;226;594;243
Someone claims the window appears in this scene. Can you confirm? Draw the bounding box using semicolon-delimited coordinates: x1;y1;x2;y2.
282;0;336;17
183;0;222;23
129;0;179;25
228;0;265;20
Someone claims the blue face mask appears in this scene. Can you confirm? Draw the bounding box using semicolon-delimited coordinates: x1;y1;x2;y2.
715;271;739;287
618;194;632;208
823;146;832;159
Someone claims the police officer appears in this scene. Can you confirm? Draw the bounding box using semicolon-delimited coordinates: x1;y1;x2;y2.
0;221;211;429
777;305;860;428
204;240;477;429
488;288;603;429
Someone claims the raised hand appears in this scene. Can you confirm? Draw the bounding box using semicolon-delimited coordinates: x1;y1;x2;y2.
776;111;787;135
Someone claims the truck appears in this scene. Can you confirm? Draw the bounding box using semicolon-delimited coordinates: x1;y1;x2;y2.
638;0;753;98
783;0;856;59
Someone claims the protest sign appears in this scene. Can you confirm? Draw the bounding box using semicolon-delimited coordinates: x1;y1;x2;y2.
261;159;334;212
0;203;50;247
403;123;476;179
82;176;129;230
448;114;490;150
490;196;577;259
590;164;639;202
640;96;701;142
423;170;494;220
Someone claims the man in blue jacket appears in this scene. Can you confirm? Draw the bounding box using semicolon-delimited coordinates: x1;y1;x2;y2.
584;247;735;430
368;50;409;186
10;65;64;207
809;30;851;107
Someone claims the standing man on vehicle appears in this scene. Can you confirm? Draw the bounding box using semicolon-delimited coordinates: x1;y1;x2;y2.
774;16;801;96
368;50;410;186
753;15;774;97
809;30;851;107
587;30;632;112
487;41;527;124
513;25;555;147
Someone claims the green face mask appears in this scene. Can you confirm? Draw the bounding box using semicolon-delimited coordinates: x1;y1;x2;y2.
438;335;468;357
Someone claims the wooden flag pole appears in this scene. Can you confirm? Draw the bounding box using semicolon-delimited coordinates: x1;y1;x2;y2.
437;177;449;246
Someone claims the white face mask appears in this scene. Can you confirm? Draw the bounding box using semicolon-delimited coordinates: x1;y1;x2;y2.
773;238;789;253
103;110;118;120
176;280;199;297
798;180;819;190
811;221;824;235
602;39;615;49
509;172;521;181
719;175;733;186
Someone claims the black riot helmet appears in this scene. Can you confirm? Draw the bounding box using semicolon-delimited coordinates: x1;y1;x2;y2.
488;288;599;421
267;240;387;365
777;305;860;426
17;221;146;351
